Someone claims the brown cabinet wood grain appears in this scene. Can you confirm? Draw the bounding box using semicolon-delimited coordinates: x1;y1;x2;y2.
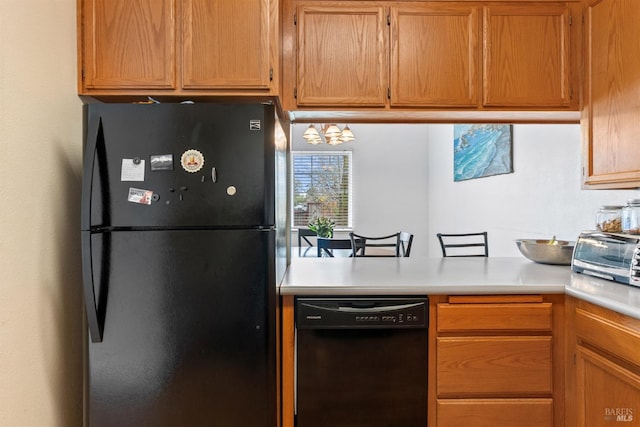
437;398;553;427
283;0;579;117
432;294;564;427
483;3;572;107
295;3;388;106
576;347;640;426
390;4;480;107
582;0;640;188
81;0;177;90
79;0;279;97
567;297;640;427
181;0;272;90
437;336;553;396
438;302;552;332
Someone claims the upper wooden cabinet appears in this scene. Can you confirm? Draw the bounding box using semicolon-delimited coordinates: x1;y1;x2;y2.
390;4;480;107
483;4;572;107
582;0;640;188
78;0;279;97
282;1;579;115
81;0;176;90
181;0;272;89
295;4;388;106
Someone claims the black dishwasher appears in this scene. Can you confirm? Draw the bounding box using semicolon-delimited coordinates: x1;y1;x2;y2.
295;297;428;427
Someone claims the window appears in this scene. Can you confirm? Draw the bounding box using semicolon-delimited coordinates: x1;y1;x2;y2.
292;151;353;229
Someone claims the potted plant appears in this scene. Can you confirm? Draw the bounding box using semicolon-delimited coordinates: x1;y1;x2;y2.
308;216;335;238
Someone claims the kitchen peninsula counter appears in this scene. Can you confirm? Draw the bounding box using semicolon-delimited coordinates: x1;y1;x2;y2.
280;257;640;319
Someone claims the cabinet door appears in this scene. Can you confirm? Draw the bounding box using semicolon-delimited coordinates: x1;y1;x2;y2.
576;346;640;426
390;4;480;107
82;0;176;89
181;0;271;89
583;0;640;187
296;4;387;106
483;4;571;107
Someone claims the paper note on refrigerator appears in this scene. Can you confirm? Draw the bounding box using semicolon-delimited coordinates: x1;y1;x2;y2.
121;159;145;181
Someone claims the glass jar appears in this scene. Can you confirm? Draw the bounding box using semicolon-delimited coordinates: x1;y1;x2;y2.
596;205;623;232
622;199;640;234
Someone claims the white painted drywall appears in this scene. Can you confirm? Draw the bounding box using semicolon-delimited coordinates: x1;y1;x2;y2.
0;2;84;426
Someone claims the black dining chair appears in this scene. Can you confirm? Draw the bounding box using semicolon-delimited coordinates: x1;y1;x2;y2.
349;232;411;257
317;237;363;257
297;228;317;257
436;232;489;257
398;231;414;257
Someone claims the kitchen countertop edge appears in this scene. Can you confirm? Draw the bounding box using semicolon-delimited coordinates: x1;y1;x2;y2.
280;257;640;319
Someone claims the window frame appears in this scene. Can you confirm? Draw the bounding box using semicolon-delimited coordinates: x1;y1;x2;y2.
291;150;353;230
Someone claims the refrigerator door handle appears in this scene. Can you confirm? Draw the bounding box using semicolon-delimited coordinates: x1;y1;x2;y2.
81;116;102;231
82;231;103;342
81;115;104;342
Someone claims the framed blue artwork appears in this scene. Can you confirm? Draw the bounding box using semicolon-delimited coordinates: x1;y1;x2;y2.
453;124;513;182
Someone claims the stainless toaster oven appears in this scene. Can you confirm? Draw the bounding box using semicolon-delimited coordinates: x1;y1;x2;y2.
572;231;640;287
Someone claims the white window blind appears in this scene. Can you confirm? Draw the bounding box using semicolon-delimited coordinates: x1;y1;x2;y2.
292;151;353;228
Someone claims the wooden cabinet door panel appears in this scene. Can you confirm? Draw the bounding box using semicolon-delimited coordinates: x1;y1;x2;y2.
390;4;480;107
181;0;271;89
575;307;640;368
437;398;553;427
296;4;387;106
483;4;571;107
576;346;640;426
583;0;640;186
83;0;176;89
437;336;553;396
438;302;552;332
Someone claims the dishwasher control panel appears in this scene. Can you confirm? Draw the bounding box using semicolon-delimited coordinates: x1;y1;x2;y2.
295;297;428;329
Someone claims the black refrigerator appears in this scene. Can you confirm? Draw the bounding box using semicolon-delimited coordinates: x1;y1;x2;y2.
80;102;288;427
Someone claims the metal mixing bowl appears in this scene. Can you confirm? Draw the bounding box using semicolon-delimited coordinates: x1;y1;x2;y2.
515;239;575;265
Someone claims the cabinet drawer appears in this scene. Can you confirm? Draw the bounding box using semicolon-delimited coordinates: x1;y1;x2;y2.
438;302;552;332
437;398;553;427
437;336;552;396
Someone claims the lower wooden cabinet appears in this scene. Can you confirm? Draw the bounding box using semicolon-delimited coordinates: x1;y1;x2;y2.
431;294;564;427
567;297;640;427
576;347;639;426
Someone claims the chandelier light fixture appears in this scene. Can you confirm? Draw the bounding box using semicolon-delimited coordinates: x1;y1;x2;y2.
302;124;355;145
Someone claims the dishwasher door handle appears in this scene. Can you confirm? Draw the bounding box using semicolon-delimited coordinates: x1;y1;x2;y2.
299;301;425;314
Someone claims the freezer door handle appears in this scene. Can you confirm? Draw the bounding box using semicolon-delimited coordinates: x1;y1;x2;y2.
81;116;101;231
81;231;103;342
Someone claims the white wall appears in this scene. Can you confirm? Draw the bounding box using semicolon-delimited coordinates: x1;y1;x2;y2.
292;123;639;257
0;2;83;426
292;124;431;255
428;124;638;256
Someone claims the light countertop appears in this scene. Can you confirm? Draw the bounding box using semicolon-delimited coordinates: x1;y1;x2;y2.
281;256;640;319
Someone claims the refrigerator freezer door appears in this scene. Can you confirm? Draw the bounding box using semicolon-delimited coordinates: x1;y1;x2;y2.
86;229;276;427
82;103;276;229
